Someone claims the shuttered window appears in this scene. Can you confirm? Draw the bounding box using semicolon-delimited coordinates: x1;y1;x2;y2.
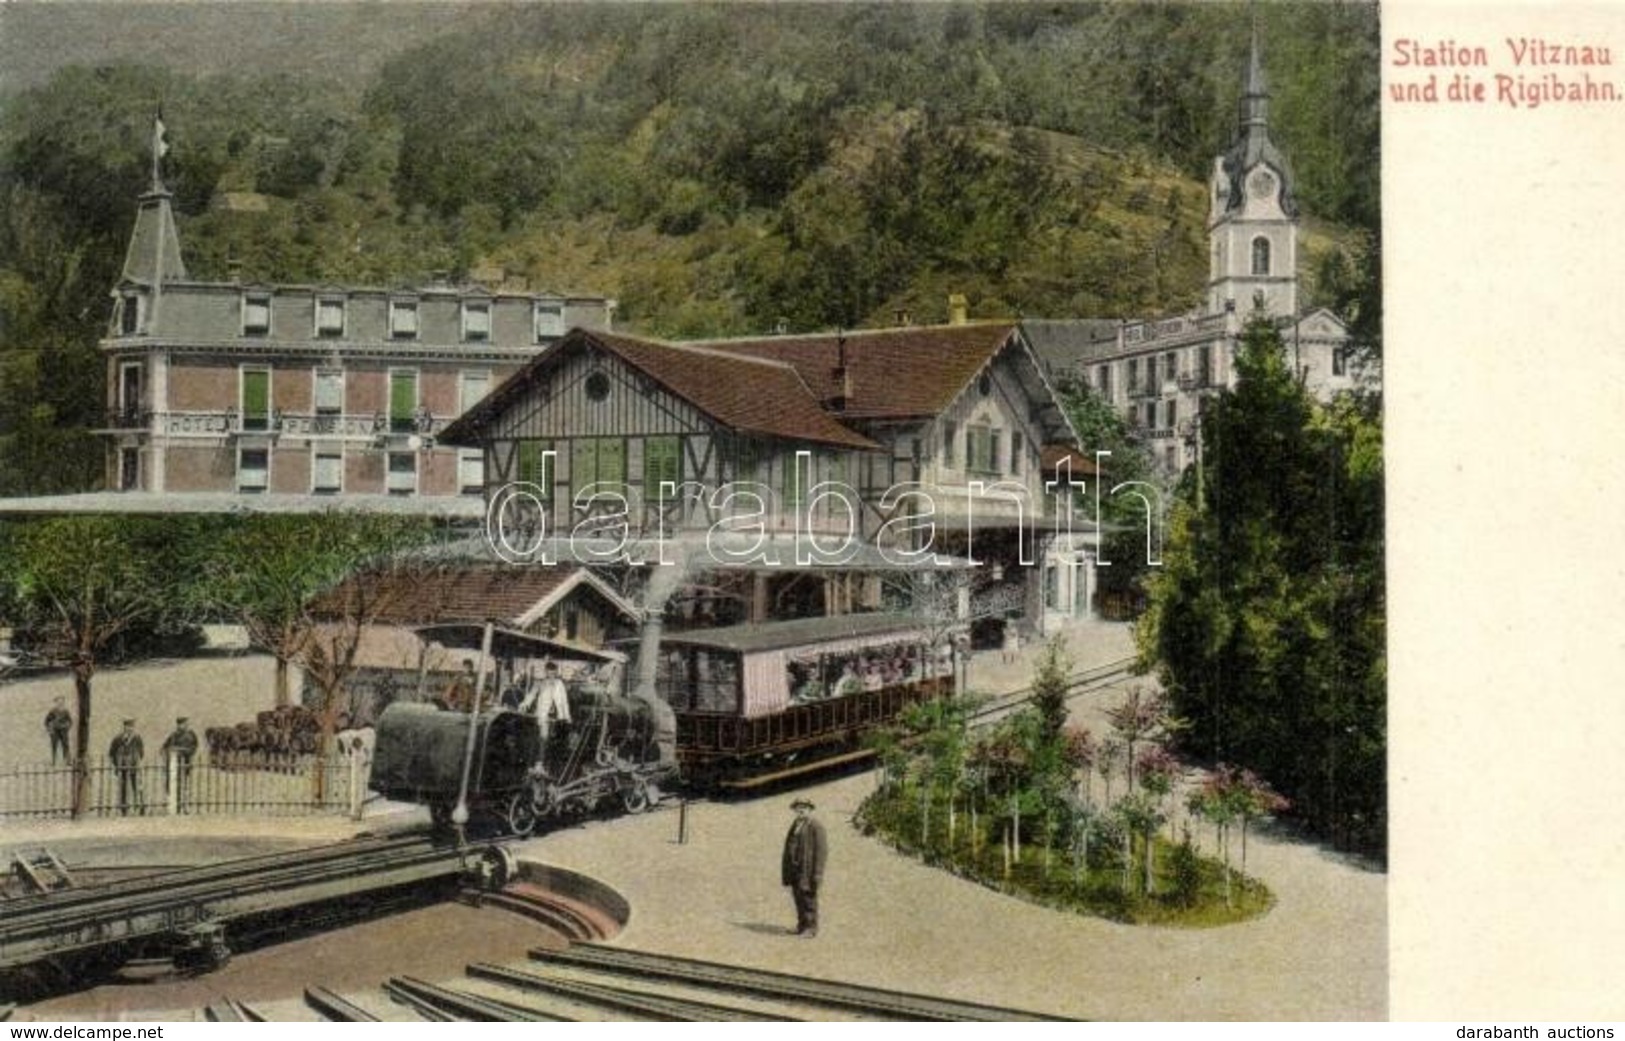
313;452;342;493
386;452;417;494
390;300;419;338
516;440;552;495
314;369;343;414
644;436;681;501
572;438;625;493
240;369;270;432
389;370;418;432
238;448;269;491
967;425;999;475
242;295;271;335
462;301;490;342
534;302;565;341
459;371;490;414
458;450;484;494
781;449;804;509
316;299;345;336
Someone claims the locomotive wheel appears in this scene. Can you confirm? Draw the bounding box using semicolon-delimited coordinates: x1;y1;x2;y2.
621;780;651;814
507;790;538;837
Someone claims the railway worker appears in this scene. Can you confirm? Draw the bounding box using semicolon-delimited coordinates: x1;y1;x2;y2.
44;696;72;765
781;797;828;938
109;718;145;816
521;660;572;772
444;658;478;713
161;716;200;812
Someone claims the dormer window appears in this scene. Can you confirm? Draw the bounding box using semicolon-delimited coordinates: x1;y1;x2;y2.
390;300;419;339
118;294;142;336
316;297;345;337
462;300;491;342
534;302;565;342
242;293;271;336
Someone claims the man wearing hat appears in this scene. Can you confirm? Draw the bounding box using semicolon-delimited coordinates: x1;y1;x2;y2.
44;696;72;765
161;716;200;812
781;797;828;937
109;719;145;816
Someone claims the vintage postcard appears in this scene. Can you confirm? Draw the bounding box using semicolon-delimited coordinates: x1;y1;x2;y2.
0;0;1615;1026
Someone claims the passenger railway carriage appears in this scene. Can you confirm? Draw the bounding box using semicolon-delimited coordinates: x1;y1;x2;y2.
371;613;958;830
655;613;954;789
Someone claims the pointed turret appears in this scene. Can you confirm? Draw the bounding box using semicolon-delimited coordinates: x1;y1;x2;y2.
119;116;187;288
1214;27;1296;220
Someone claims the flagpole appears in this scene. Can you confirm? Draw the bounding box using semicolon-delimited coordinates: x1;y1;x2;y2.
150;113;166;329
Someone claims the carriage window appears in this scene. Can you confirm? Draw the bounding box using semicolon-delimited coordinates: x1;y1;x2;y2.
692;651;740;713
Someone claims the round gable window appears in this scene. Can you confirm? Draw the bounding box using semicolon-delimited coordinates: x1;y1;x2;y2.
585;372;611;401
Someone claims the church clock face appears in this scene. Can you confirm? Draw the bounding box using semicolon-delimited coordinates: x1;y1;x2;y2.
1248;170;1275;201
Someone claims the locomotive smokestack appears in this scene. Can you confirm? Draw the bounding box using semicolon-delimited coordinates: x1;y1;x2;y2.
634;607;677;767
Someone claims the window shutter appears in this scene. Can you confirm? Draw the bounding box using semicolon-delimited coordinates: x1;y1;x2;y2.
517;440;551;491
390;371;417;429
241;370;270;429
460;372;490;414
315;370;343;413
596;439;625;486
644;436;680;500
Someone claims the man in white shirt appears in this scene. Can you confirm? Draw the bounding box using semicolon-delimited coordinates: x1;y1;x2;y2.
522;660;570;737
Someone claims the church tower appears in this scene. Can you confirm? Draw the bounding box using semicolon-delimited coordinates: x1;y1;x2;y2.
1207;29;1298;318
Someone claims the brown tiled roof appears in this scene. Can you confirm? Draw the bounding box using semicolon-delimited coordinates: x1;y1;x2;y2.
589;332;877;448
690;323;1022;420
310;565;633;626
1041;444;1103;477
440;329;878;450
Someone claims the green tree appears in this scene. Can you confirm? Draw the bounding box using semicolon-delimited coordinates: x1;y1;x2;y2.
201;515;446;760
0;515;207;815
1138;314;1385;854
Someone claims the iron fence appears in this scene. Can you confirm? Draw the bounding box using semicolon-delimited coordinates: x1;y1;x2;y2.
0;752;369;820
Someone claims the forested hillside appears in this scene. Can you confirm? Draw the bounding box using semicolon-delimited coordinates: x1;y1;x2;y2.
0;2;1379;494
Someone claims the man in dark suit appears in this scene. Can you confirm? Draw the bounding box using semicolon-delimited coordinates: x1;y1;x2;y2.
161;716;199;812
781;797;827;938
44;697;72;765
109;719;145;816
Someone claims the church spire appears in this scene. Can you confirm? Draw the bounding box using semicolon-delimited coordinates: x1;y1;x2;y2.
1240;21;1270;131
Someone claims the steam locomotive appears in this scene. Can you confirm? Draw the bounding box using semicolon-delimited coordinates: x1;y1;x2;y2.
370;614;954;833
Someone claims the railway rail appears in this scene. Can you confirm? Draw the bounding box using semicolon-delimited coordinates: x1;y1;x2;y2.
295;939;1068;1022
968;654;1140;727
0;835;511;979
527;942;1067;1021
303;986;380;1022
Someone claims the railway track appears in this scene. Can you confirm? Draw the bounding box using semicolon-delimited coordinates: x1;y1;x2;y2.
966;654;1139;729
304;986;380;1022
0;835;503;977
303;942;1066;1023
527;942;1066;1021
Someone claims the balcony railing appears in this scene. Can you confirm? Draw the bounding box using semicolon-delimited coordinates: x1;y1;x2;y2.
1178;371;1216;391
1129;382;1161;399
99;407;152;431
151;410;440;440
